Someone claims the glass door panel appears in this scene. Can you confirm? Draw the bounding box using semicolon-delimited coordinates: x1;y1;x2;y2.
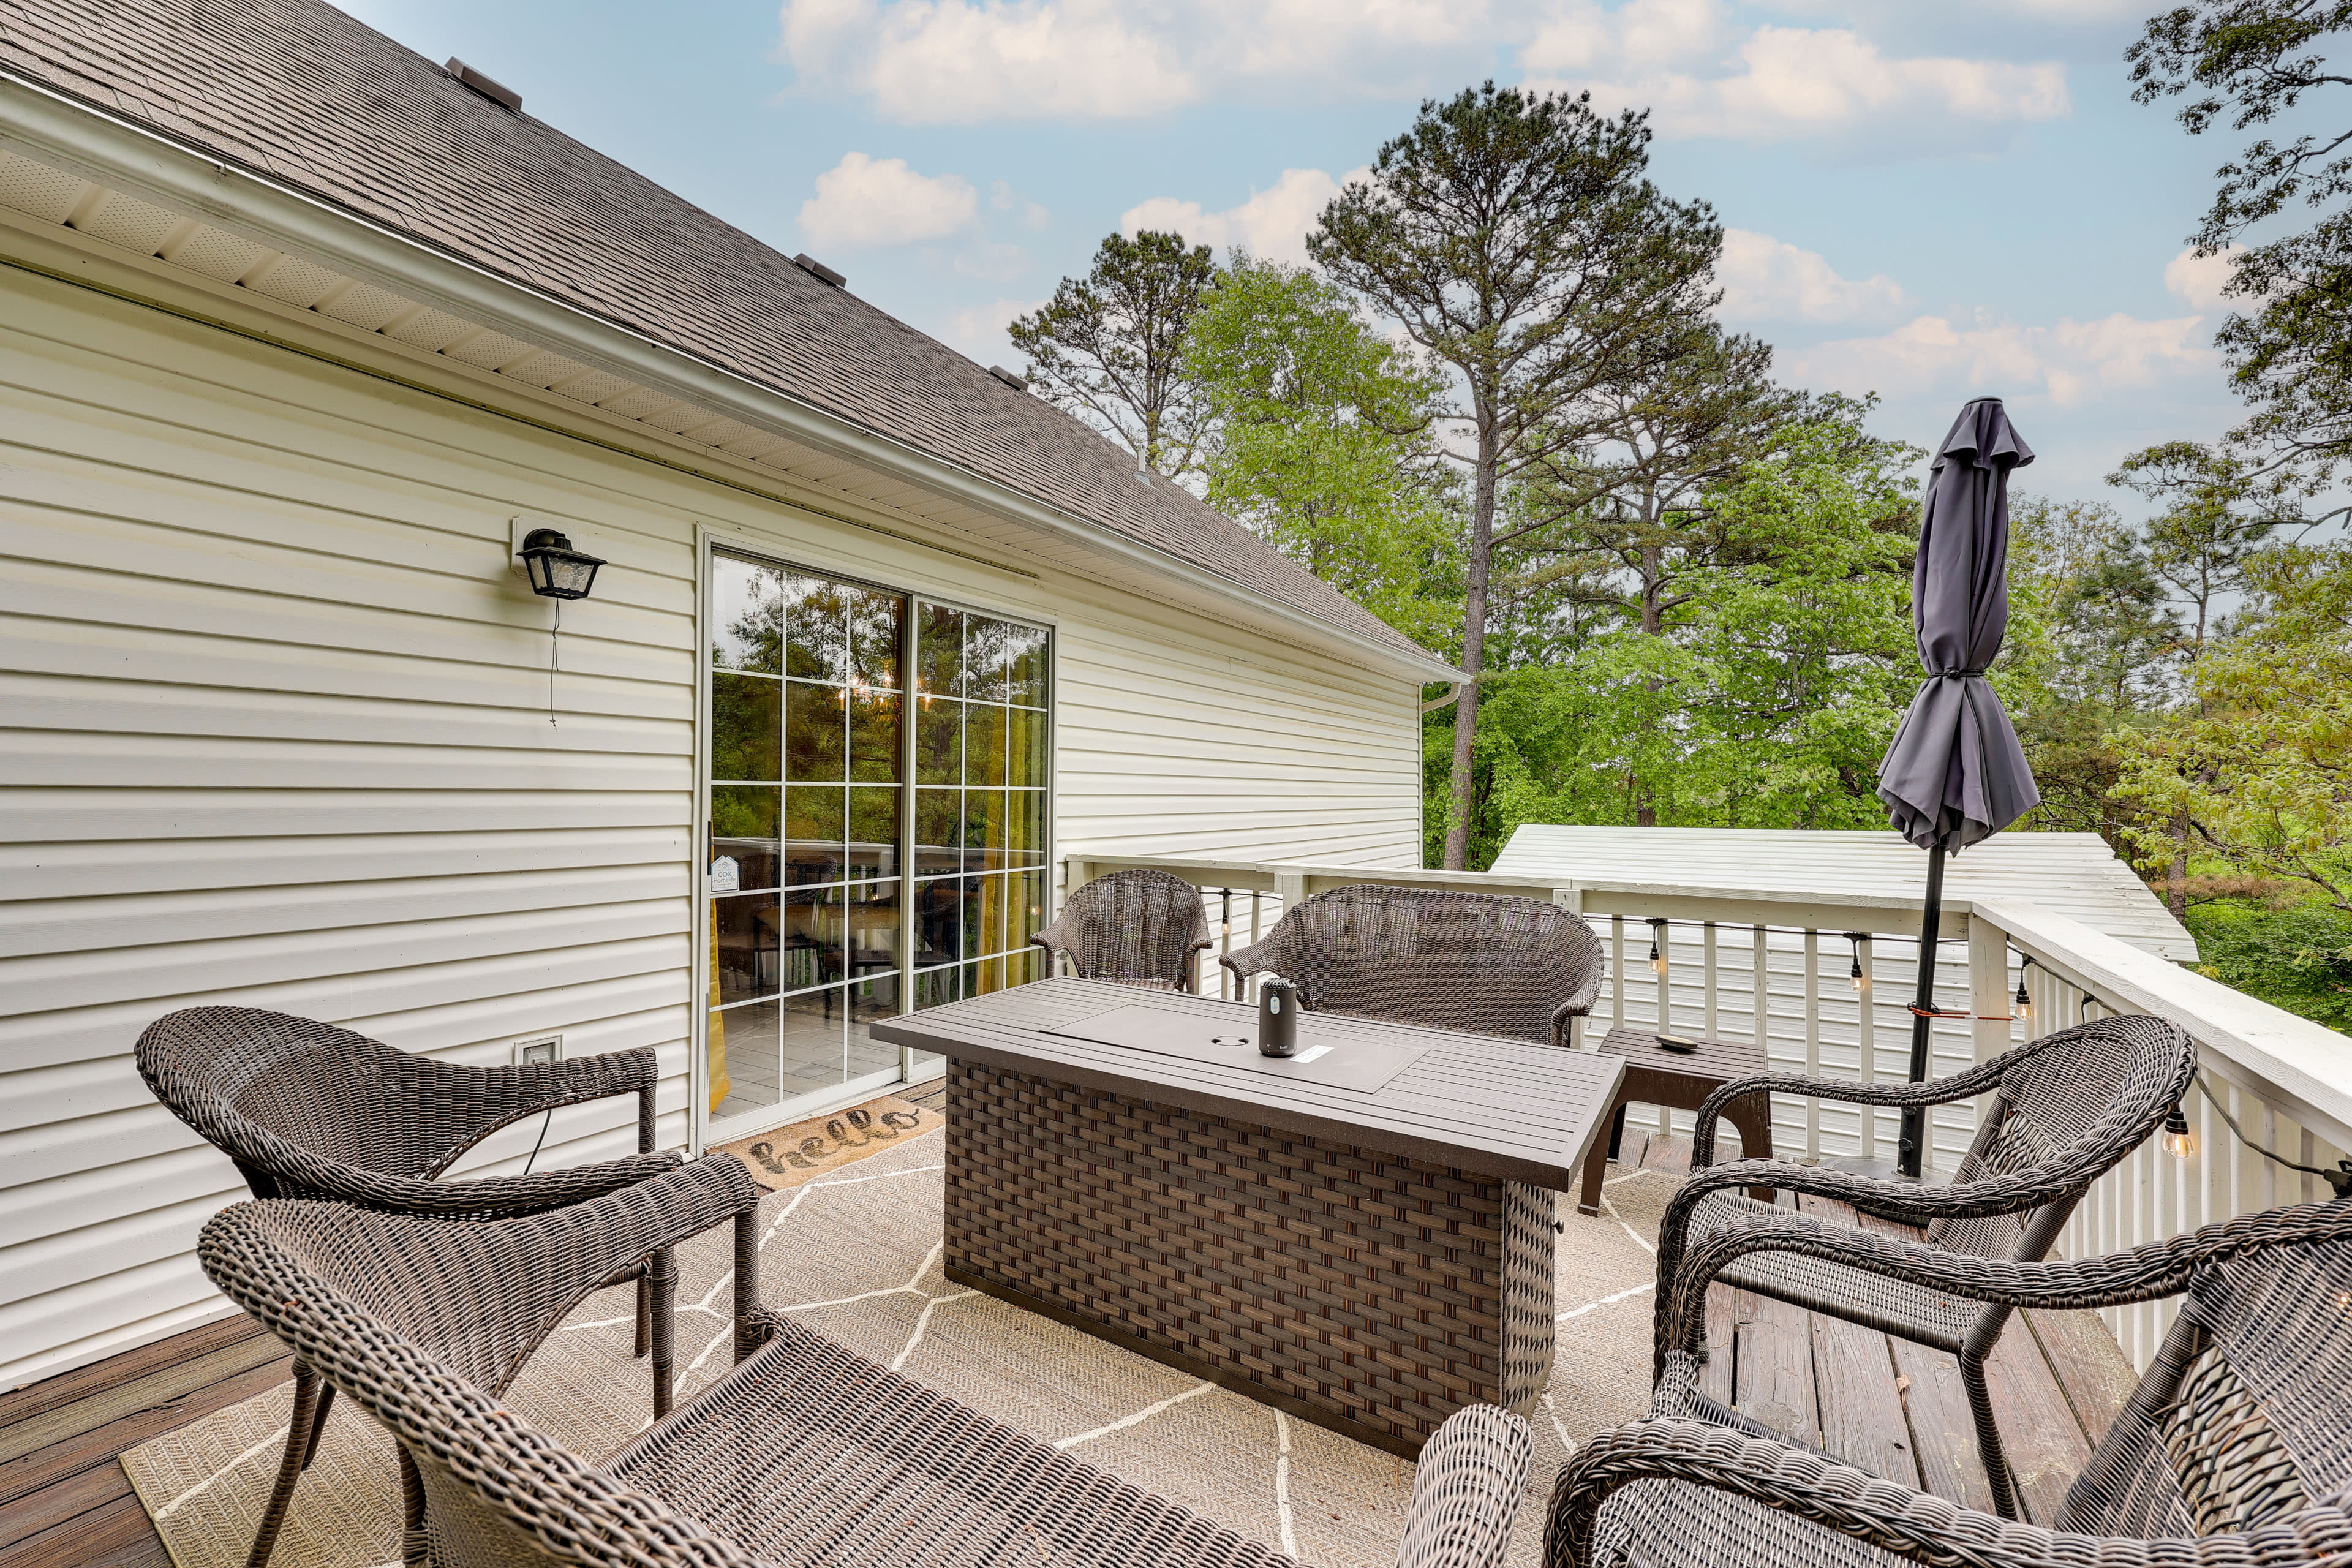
707;552;1048;1133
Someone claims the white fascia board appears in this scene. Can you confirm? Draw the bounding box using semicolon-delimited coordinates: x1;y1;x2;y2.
0;75;1458;688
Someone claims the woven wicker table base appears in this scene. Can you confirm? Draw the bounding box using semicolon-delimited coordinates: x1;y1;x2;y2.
945;1060;1556;1459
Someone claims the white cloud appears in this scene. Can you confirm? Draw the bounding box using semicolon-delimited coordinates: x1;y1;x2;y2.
1120;167;1363;265
775;0;1490;124
780;0;1194;123
954;239;1032;280
1524;7;2068;143
798;151;979;248
1786;311;2211;409
946;295;1045;361
1715;229;1910;325
2164;244;2248;314
777;0;2071;144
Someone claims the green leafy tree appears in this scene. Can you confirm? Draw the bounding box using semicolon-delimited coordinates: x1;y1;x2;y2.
2109;440;2284;652
1182;254;1458;646
1433;404;1918;864
2182;899;2352;1029
2106;439;2290;910
1012;230;1216;478
1544;322;1794;637
2128;2;2352;516
2114;537;2352;916
1533;325;1802;823
1311;83;1724;868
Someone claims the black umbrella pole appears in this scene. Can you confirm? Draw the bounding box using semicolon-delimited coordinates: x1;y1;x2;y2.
1896;842;1947;1178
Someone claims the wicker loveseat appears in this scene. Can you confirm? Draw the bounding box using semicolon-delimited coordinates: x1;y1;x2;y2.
1219;884;1605;1047
199;1158;1539;1568
1553;1198;2352;1567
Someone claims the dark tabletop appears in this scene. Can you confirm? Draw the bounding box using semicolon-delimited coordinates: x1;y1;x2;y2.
1594;1024;1770;1081
872;978;1624;1189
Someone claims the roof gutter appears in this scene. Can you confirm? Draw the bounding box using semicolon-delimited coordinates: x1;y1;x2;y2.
0;74;1460;687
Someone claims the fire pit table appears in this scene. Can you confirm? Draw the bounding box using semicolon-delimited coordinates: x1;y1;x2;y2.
870;977;1623;1458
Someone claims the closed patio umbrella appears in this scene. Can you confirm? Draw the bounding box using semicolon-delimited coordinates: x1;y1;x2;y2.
1877;396;2041;1177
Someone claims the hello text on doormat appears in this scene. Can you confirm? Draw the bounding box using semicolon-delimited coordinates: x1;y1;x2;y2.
710;1093;939;1191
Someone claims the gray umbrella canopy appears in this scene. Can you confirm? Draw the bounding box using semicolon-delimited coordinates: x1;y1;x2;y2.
1877;398;2043;852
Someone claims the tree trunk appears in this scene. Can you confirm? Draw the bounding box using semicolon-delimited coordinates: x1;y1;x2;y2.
1634;528;1662;827
2168;813;2192;922
1442;425;1498;870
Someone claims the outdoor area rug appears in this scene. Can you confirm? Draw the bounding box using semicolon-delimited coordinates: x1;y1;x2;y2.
123;1123;1676;1568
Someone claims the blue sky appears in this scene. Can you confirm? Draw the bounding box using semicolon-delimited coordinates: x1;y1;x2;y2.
341;0;2249;510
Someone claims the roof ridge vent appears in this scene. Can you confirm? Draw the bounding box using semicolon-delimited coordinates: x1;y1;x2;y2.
445;58;521;113
988;366;1028;391
793;254;848;288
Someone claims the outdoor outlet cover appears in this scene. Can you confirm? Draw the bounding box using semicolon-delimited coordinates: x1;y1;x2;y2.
512;1034;564;1066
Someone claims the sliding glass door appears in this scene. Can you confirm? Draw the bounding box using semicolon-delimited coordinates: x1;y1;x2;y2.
704;549;1050;1133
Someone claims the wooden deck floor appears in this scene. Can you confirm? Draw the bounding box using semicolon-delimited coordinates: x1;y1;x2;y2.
0;1111;2136;1564
0;1313;284;1567
1615;1128;2141;1526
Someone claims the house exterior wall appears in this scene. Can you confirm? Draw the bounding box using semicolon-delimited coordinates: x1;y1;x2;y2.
0;260;1426;1389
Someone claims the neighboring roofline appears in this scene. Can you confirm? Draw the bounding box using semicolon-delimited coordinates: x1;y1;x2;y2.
0;72;1463;688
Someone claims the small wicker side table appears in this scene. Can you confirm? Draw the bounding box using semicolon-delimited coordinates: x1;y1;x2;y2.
1578;1027;1776;1216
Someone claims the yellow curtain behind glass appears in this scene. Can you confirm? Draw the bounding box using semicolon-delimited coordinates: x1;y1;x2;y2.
707;898;729;1117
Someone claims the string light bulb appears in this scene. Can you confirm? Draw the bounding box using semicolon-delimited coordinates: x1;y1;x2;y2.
2013;954;2037;1020
1846;932;1870;993
2163;1106;2197;1160
1648;919;1668;976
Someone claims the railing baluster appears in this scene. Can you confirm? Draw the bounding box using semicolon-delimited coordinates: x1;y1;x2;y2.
1804;929;1821;1163
1702;921;1719;1042
1857;935;1876;1164
1656;921;1673;1139
1611;915;1626;1034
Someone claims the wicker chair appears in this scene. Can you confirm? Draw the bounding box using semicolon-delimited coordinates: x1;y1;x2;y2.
1219;884;1605;1046
198;1168;1539;1568
1651;1012;2198;1519
136;1005;686;1568
1553;1197;2352;1567
1031;867;1214;991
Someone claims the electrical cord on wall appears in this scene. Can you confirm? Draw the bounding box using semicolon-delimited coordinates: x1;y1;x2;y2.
522;1109;552;1175
548;600;561;729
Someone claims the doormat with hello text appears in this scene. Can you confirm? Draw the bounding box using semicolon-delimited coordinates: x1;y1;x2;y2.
710;1093;939;1191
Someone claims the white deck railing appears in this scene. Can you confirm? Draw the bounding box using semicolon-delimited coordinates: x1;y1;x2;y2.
1061;850;2352;1371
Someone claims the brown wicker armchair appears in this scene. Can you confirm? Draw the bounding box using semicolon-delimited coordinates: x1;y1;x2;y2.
1031;867;1214;991
1219;884;1605;1046
198;1170;1539;1568
136;1005;688;1568
1554;1198;2352;1567
1651;1012;2198;1519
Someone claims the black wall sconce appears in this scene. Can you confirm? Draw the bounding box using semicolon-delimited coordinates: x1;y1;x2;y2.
517;528;605;600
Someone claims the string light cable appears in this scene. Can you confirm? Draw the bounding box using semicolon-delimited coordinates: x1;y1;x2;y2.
2192;1074;2352;1197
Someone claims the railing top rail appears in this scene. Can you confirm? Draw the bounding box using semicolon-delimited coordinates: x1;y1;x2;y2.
1065;850;1963;934
1972;896;2352;1152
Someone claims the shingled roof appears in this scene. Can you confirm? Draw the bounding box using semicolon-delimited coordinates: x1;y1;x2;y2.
0;0;1438;664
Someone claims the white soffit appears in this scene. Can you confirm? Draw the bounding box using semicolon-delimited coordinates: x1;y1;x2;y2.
1491;825;2198;962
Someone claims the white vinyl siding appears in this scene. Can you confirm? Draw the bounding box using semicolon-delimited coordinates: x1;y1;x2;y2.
0;261;1425;1388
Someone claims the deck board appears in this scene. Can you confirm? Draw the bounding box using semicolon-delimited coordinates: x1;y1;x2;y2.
0;1316;283;1566
1800;1197;1918;1484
